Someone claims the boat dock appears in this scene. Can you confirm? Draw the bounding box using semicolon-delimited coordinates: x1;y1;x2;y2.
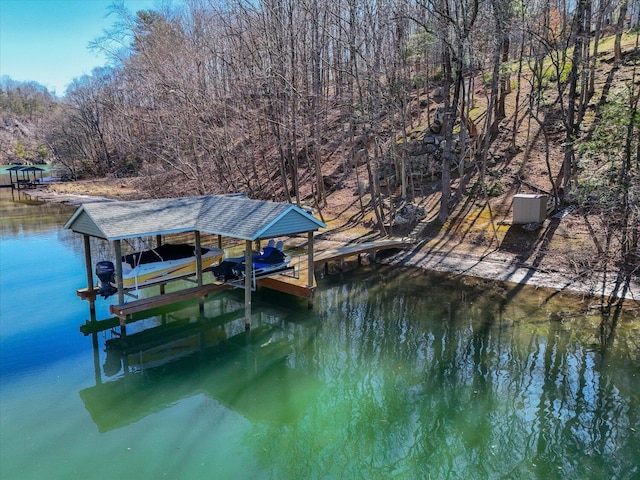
66;195;412;331
79;238;412;333
102;238;411;322
5;165;45;189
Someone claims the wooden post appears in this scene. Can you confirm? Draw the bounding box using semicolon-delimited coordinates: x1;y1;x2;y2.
156;235;165;295
217;234;223;249
195;231;203;287
195;231;204;315
307;231;315;288
244;239;252;330
83;235;94;290
114;240;125;331
114;240;124;304
307;231;315;308
83;235;96;317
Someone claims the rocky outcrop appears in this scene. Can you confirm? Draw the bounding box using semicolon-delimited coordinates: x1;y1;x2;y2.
390;202;426;226
1;116;33;137
0;115;42;164
378;118;477;188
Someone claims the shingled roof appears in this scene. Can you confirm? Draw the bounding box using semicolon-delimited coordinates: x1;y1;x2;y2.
64;195;326;241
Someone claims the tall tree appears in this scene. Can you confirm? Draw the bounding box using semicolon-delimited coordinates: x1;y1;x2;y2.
419;0;478;222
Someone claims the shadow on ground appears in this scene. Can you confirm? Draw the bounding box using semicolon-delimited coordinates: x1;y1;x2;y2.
498;224;545;262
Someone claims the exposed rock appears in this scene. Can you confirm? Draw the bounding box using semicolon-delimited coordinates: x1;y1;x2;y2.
392;202;427;226
425;143;438;154
522;222;543;232
393;214;411;226
1;116;32;137
0;115;42;164
349;148;368;167
354;181;368;195
403;142;430;156
323;174;341;189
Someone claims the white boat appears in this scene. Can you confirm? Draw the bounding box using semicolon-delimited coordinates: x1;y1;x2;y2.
96;243;224;296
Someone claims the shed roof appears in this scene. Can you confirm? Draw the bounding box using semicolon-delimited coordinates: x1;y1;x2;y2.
64;195;326;241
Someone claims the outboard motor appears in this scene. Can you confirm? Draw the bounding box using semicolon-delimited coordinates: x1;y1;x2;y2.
95;261;116;298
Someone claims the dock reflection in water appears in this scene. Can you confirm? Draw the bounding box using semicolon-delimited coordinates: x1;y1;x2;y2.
80;299;323;432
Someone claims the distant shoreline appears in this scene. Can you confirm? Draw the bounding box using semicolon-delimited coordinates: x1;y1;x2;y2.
24;187;114;206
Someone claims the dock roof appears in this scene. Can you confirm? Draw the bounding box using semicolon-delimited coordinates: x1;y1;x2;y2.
7;165;45;172
64;195;326;241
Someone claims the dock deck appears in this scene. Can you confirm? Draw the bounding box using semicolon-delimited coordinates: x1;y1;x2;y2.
109;283;232;320
82;238;412;324
314;239;413;263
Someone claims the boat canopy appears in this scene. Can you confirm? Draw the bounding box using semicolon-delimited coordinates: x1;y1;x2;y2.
64;194;326;241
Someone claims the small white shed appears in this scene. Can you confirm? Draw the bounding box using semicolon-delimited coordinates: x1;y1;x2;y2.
513;194;548;224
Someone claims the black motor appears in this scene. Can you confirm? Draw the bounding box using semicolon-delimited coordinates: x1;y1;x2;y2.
95;261;116;298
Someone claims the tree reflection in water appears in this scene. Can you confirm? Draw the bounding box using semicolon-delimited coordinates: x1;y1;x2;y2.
247;265;639;480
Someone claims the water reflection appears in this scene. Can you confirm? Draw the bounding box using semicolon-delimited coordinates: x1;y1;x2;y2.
263;266;640;480
74;263;640;479
80;297;323;432
0;189;74;236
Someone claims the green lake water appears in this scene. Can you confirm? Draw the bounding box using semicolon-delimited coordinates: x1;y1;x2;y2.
1;184;639;480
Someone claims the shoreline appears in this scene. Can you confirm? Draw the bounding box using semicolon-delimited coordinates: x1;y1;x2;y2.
27;186;640;308
385;243;640;304
27;188;116;206
300;233;639;307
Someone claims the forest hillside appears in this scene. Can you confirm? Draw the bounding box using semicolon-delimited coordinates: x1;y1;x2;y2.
1;0;639;302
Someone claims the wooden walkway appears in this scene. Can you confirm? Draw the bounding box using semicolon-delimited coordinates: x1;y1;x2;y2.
110;284;232;321
256;238;413;302
314;239;413;263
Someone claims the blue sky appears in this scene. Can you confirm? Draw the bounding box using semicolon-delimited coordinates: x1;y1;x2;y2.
0;0;165;95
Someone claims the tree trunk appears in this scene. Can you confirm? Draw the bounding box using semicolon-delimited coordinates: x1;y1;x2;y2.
561;0;589;192
614;0;629;62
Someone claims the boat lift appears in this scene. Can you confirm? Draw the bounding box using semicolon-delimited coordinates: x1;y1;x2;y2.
225;260;299;292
